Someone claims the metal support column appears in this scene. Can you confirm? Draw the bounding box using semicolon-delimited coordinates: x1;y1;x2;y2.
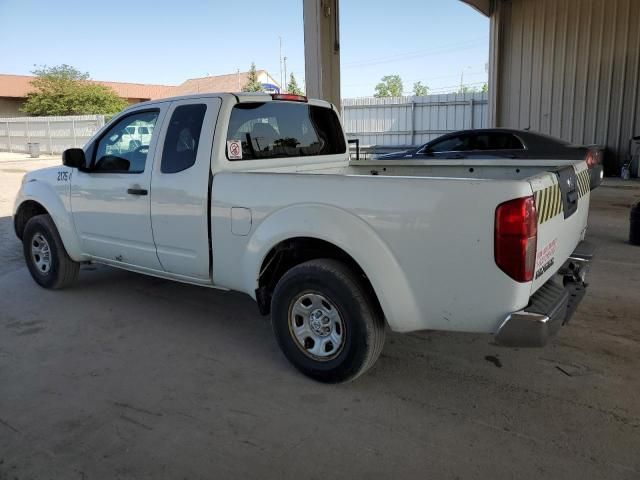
487;1;501;127
304;0;341;109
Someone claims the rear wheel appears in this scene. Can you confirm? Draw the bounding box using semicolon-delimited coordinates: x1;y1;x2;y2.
271;259;385;383
23;214;79;289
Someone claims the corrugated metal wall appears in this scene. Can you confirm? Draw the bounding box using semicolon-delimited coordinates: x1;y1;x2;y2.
494;0;640;174
342;93;488;146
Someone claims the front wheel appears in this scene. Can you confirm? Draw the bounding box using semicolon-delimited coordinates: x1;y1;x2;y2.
271;259;385;383
23;214;79;289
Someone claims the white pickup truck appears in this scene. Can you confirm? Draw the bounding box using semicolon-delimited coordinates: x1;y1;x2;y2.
13;92;594;382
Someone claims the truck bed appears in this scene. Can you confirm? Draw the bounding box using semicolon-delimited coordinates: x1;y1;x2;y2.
212;156;590;335
239;157;584;181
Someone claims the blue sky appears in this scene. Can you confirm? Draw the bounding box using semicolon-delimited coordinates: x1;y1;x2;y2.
0;0;488;98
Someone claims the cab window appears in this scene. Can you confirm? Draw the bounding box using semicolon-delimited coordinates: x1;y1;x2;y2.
93;110;159;173
161;104;207;173
226;102;346;160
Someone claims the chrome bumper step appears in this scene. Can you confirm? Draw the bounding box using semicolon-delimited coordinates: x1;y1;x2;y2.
495;241;593;347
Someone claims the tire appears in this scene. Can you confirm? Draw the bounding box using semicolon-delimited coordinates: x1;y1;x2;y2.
23;214;79;289
271;259;385;383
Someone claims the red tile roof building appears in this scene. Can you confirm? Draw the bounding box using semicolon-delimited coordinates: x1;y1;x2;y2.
0;70;279;116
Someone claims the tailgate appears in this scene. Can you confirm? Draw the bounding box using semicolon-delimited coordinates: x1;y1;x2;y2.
528;161;591;293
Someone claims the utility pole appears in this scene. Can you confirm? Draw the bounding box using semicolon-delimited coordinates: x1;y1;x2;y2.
460;66;472;94
237;68;240;90
283;57;288;93
279;36;283;91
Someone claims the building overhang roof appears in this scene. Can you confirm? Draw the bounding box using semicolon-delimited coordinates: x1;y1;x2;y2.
459;0;491;16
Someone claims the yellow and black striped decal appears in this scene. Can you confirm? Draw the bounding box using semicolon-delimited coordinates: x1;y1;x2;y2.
535;180;563;224
576;169;590;197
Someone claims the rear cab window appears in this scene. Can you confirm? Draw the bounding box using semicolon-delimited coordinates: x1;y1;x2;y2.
225;101;346;161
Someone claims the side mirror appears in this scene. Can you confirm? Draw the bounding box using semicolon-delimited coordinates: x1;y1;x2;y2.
62;148;87;170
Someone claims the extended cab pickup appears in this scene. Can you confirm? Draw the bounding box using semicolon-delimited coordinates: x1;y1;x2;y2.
13;92;594;382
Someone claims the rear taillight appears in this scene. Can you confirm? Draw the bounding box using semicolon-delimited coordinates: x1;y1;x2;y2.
585;150;601;168
495;196;538;282
271;94;308;102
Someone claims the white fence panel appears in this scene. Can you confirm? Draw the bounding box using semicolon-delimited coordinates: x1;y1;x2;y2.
1;97;488;156
342;92;488;147
0;114;105;154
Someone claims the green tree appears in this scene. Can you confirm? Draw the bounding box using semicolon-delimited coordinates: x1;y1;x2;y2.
374;75;403;97
242;62;263;92
21;64;127;116
481;82;488;93
412;81;429;96
287;72;303;95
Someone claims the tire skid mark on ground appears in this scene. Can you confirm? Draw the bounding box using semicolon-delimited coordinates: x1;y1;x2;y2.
0;418;20;433
118;414;153;431
112;402;163;418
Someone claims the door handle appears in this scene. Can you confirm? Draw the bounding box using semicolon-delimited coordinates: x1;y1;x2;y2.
127;188;148;196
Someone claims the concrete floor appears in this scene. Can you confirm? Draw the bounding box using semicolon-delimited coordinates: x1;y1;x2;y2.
1;155;640;479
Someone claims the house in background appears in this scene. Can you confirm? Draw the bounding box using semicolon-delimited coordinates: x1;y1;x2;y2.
0;69;279;117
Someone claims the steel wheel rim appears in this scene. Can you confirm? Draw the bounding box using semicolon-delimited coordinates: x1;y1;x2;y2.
30;233;52;275
288;291;345;361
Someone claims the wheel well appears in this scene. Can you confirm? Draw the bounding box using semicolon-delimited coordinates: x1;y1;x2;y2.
256;237;382;316
14;201;48;240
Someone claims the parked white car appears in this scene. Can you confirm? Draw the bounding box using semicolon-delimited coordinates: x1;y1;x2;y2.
110;123;154;154
13;92;594;382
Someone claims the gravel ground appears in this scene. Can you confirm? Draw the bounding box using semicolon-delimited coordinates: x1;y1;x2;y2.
1;157;639;479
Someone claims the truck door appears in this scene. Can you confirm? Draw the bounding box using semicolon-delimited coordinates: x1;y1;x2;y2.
71;107;167;270
150;97;221;280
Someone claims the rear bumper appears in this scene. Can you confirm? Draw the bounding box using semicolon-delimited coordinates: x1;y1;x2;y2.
495;241;594;347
